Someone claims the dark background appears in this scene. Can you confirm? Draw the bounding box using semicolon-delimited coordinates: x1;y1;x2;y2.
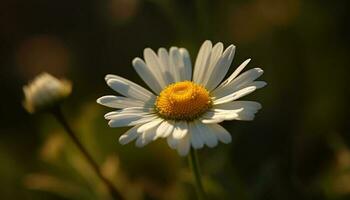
1;0;350;199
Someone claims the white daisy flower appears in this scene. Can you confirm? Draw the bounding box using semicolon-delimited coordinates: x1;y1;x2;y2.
97;40;266;156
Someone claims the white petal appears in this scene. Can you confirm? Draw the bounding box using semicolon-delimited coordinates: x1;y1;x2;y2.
213;86;258;105
176;134;190;156
179;48;192;81
189;122;204;149
173;121;188;139
137;118;164;133
108;114;145;124
193;40;212;84
209;124;232;144
205;45;236;91
135;133;147;148
235;112;256;121
200;43;223;86
104;110;154;120
213;81;266;101
156;120;174;139
167;133;178;150
201;117;226;124
119;125;141;145
232;68;264;87
155;120;168;139
105;74;155;101
169;47;182;82
194;121;218;148
142;125;159;144
201;110;240;123
135;125;159;148
217;59;251;88
108;114;158;127
212;68;265;99
104;107;155;119
209;43;224;68
97;95;150;109
207;101;262;121
157;48;174;85
143;48;167;88
132;57;163;94
213;101;262;111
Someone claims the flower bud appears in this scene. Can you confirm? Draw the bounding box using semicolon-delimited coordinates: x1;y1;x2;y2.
23;73;72;113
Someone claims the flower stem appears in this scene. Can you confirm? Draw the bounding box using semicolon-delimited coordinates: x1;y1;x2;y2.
51;106;124;200
188;148;205;200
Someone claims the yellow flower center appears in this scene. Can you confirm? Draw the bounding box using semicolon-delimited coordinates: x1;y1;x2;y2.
155;81;212;120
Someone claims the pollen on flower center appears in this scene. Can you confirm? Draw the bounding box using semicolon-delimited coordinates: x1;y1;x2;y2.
155;81;212;120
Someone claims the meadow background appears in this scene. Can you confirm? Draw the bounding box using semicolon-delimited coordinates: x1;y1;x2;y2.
0;0;349;199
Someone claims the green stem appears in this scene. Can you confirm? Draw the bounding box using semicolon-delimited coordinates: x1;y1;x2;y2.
188;148;205;200
51;106;124;200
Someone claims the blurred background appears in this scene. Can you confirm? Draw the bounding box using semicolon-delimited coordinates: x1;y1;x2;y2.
1;0;349;199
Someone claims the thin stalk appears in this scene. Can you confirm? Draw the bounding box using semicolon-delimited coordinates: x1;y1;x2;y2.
51;106;124;200
188;148;205;200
